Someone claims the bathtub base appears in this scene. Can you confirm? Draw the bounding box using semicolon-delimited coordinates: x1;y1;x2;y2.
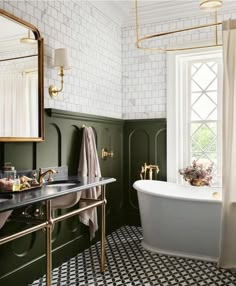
141;240;218;263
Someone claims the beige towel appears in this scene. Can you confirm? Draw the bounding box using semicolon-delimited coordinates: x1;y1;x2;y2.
78;127;101;240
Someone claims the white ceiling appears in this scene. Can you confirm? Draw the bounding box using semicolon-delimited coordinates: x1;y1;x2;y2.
89;0;236;26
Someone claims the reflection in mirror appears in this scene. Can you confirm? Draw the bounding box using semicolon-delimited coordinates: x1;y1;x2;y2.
0;16;38;137
0;9;44;141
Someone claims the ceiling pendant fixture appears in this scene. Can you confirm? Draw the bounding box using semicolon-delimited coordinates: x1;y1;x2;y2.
200;0;223;11
135;0;223;52
20;29;37;44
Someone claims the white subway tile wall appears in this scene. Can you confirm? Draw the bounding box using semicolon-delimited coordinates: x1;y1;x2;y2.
2;1;236;120
0;0;122;119
122;10;236;119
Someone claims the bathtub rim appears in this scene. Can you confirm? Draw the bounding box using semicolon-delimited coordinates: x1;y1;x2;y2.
133;180;222;204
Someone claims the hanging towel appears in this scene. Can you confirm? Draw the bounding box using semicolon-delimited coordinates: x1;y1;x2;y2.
78;127;101;240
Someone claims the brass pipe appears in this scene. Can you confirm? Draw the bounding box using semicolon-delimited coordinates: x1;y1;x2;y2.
135;0;139;48
0;221;47;245
135;0;222;52
101;185;106;273
138;22;222;41
46;200;52;286
0;187;108;285
53;200;104;224
136;22;222;52
149;168;153;180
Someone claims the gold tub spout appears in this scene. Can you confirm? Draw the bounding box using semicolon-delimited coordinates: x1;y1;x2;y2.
140;163;159;180
38;168;58;185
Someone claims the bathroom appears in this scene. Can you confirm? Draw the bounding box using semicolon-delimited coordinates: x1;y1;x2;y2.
0;0;236;285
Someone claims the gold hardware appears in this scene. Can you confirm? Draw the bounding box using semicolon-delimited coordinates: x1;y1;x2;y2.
212;191;219;199
49;48;70;98
135;0;223;52
100;185;106;273
140;163;159;180
101;148;114;160
38;168;58;185
49;66;64;97
0;8;44;142
46;200;52;286
0;189;108;285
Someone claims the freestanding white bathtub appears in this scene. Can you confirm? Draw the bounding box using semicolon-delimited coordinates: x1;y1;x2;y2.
133;180;222;262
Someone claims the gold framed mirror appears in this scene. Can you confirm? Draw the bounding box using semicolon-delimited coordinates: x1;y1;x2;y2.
0;9;44;142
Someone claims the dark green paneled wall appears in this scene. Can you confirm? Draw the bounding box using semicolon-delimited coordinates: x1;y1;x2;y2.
0;110;166;286
0;109;124;286
124;119;167;225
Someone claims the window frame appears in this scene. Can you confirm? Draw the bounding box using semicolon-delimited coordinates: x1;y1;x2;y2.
167;47;222;184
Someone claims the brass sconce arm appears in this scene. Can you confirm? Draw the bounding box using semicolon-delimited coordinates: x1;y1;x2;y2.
49;48;70;98
49;66;64;97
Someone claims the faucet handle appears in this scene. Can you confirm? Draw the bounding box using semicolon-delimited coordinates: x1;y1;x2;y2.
47;173;54;182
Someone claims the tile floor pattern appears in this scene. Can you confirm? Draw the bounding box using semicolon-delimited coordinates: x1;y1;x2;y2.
31;226;236;286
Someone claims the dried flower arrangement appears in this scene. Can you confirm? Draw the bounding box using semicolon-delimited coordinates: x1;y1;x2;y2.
179;160;213;186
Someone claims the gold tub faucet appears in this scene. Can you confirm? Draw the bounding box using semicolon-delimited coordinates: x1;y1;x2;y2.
38;168;58;185
140;163;159;180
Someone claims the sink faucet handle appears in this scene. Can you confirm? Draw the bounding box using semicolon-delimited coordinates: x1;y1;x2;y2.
47;173;54;182
38;168;58;185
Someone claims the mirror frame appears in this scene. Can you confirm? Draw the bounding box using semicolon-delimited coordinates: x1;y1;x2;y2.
0;9;44;142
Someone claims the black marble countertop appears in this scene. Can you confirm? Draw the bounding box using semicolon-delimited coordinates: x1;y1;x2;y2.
0;176;116;213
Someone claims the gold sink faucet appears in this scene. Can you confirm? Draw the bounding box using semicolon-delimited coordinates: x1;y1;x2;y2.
38;168;58;185
140;163;159;180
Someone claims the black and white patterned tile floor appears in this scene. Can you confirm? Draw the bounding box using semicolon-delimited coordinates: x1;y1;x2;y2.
31;226;236;286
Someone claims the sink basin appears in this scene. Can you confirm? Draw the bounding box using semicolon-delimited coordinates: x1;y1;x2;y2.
0;194;13;230
46;180;80;188
45;180;82;209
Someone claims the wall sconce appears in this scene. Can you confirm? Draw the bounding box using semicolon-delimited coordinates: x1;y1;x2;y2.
49;48;71;97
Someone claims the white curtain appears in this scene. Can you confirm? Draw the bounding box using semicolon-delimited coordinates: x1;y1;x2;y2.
0;72;38;137
219;19;236;269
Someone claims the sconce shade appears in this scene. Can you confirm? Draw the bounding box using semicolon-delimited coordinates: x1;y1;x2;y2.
54;48;71;70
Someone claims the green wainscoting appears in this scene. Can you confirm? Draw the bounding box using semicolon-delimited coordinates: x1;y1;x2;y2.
0;109;124;286
124;119;167;226
0;110;166;286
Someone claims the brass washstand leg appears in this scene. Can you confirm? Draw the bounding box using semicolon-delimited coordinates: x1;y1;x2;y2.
46;200;53;286
100;185;106;273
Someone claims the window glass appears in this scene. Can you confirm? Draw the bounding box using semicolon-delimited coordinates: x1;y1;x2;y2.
189;59;222;184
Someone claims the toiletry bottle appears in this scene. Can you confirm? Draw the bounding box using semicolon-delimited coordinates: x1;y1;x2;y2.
13;176;21;191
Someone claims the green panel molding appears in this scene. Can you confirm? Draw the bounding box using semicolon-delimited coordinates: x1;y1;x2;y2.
0;109;124;286
0;110;166;285
124;119;167;226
